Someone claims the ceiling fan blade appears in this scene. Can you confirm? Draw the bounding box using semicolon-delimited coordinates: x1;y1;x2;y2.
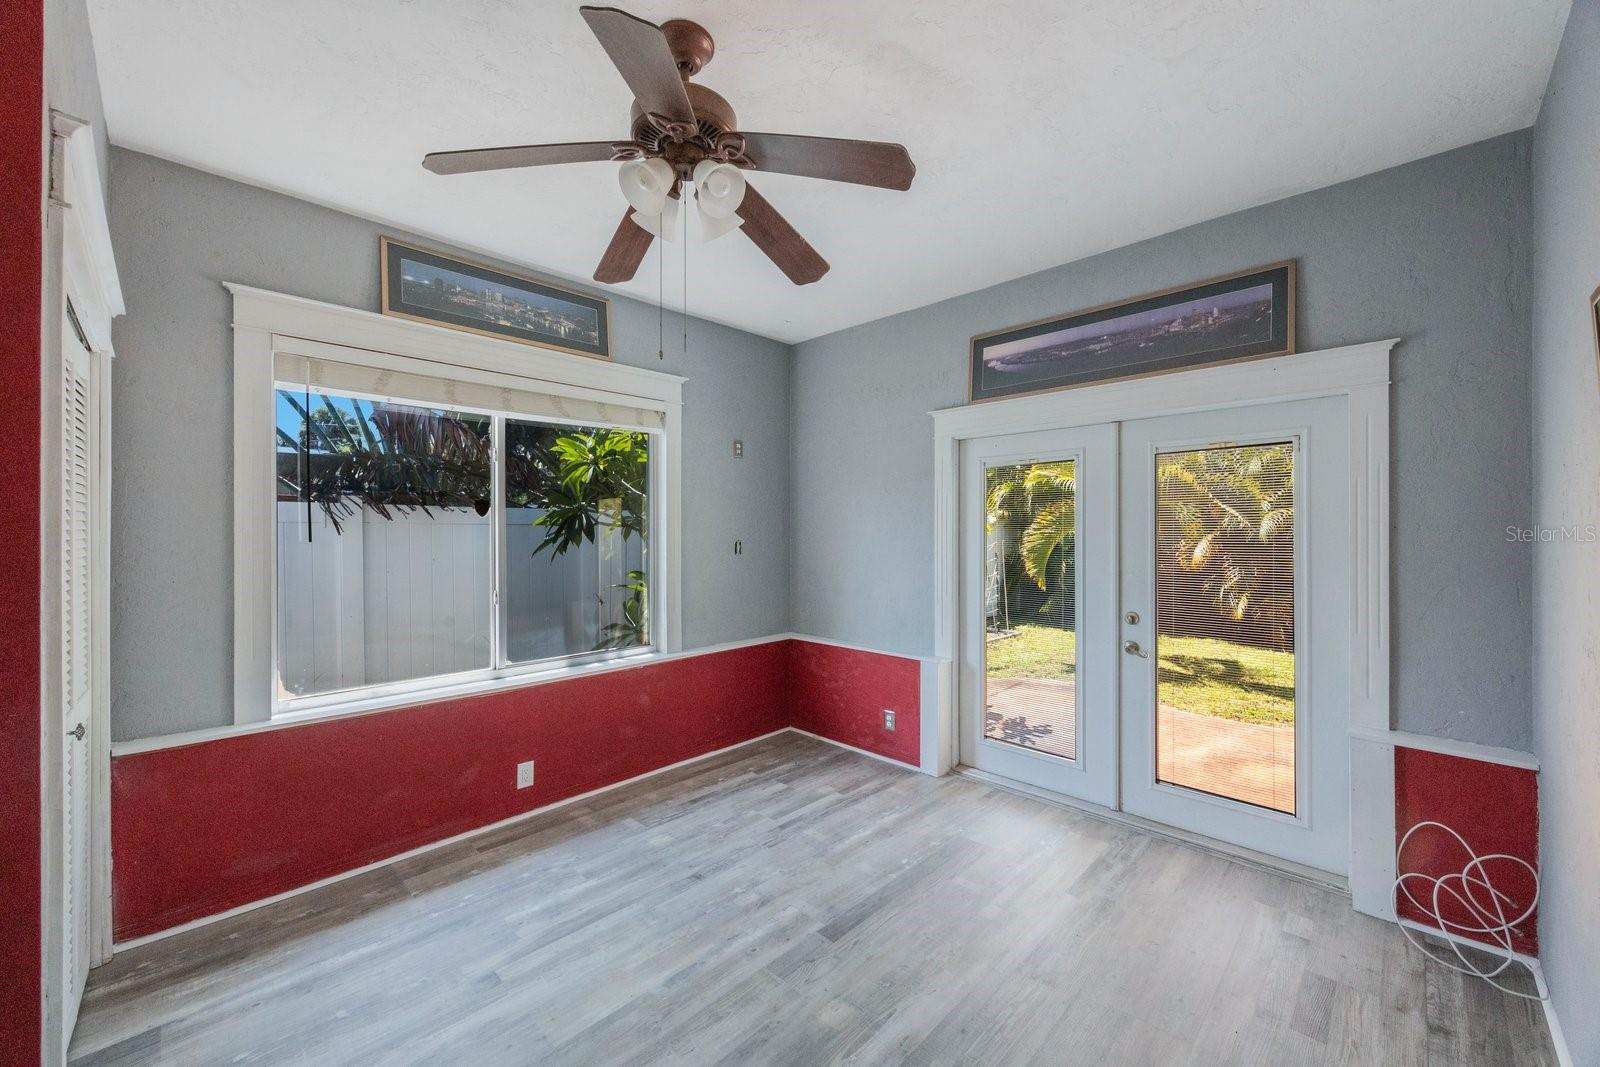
735;182;829;285
736;133;915;191
422;141;621;176
579;6;696;128
594;209;655;284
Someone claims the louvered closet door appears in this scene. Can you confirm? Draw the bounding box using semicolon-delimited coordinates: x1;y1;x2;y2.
60;309;94;1035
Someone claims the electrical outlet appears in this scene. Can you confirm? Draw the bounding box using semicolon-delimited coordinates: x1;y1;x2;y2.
734;539;743;556
883;709;896;731
516;760;535;789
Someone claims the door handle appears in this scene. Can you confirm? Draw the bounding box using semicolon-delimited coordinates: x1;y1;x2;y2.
67;722;86;741
1123;640;1149;659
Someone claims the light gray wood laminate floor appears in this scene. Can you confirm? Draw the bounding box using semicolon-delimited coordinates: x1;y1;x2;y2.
70;733;1555;1066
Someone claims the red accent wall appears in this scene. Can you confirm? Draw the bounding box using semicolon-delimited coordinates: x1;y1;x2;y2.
108;642;1552;961
0;1;44;1060
788;640;921;766
112;642;791;940
1394;747;1539;955
110;638;927;941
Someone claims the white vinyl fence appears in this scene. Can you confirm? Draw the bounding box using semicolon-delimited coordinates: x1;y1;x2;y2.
276;503;642;697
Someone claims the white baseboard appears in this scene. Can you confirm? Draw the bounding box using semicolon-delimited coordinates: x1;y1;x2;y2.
112;727;794;953
1397;918;1569;1066
1397;917;1541;971
1537;970;1574;1067
787;727;927;773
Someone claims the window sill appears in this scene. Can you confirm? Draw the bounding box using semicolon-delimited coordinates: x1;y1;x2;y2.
273;646;663;728
114;644;701;755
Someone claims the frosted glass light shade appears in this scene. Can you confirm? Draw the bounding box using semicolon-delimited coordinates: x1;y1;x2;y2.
631;197;681;241
692;160;746;219
697;208;743;242
619;158;675;215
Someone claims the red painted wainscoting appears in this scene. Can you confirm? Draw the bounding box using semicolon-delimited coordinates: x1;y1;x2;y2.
112;642;790;941
787;640;922;767
111;637;929;941
0;1;45;1061
1394;746;1540;955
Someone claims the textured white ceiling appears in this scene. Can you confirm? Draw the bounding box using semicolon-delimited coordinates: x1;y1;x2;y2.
87;0;1569;343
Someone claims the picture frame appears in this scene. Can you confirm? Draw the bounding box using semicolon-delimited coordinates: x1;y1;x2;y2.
379;236;611;360
968;260;1297;402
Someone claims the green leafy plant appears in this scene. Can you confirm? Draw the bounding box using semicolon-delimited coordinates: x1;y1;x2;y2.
597;569;648;649
986;461;1077;617
523;428;650;650
1157;443;1294;648
527;430;647;559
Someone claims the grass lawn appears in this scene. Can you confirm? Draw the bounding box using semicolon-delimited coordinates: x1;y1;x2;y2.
986;623;1294;725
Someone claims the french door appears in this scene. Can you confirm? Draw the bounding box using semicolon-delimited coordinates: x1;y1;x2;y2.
958;426;1118;806
958;397;1350;873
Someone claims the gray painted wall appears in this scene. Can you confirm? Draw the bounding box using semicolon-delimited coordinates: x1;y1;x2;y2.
1530;0;1600;1060
108;148;791;741
790;132;1534;749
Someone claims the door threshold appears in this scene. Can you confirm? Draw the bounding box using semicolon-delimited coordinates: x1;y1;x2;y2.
955;766;1348;895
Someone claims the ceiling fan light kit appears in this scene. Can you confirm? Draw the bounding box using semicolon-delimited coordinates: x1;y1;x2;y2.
421;5;915;287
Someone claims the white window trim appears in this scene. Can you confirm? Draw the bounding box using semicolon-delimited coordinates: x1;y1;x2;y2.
229;284;684;726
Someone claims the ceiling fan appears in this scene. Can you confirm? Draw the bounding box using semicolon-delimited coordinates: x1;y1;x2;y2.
421;6;915;286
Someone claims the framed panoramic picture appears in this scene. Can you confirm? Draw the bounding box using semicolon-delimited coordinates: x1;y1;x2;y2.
380;237;611;359
969;260;1296;402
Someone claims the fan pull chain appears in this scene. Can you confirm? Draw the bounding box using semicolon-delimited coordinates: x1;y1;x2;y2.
682;189;689;356
657;227;664;361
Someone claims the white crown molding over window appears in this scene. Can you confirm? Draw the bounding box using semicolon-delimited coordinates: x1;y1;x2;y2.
228;285;685;726
928;338;1397;916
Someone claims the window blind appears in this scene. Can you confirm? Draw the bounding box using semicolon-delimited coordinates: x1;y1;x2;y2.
273;352;667;431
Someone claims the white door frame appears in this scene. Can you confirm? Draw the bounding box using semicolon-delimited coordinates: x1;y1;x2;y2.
930;339;1394;910
41;111;123;1064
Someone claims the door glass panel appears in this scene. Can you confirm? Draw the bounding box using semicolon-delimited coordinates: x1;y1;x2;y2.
982;459;1078;760
1154;442;1295;813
